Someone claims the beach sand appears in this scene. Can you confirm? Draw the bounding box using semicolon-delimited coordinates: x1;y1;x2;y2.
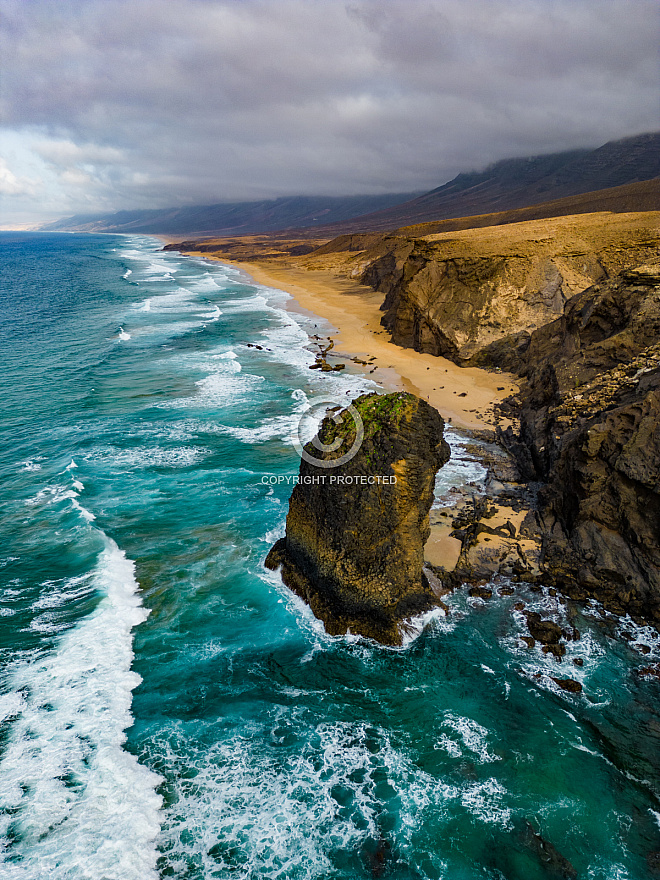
189;256;517;433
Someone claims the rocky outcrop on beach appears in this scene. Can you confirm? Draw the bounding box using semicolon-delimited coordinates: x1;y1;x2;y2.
354;214;660;366
265;392;450;644
499;264;660;625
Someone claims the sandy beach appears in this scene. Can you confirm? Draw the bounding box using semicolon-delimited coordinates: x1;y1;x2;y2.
186;254;517;432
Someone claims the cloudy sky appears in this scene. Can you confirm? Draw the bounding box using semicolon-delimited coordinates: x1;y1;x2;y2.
0;0;658;226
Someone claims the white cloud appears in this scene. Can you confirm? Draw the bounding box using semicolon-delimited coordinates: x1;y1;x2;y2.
0;157;39;196
35;140;127;167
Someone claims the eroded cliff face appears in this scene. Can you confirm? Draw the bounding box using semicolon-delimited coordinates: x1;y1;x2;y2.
500;265;660;625
265;392;450;644
354;215;660;367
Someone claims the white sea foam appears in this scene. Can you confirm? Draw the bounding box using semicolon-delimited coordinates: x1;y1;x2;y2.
118;327;131;341
432;430;488;507
32;574;92;611
200;304;222;320
21;459;43;472
142;260;173;277
154;716;509;878
85;445;209;469
122;418;222;443
0;557;19;570
219;390;309;445
164;371;266;410
69;492;96;521
140;288;197;312
502;591;610;698
0;538;162;880
122;269;132;279
210;350;241;372
459;778;511;826
220;414;302;444
262;524;286;545
436;713;501;764
185;272;225;292
399;606;449;646
24;478;97;526
221;293;269;313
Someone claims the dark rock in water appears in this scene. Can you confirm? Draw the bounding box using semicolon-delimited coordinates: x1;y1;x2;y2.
522;821;578;879
562;626;580;642
362;835;394;878
543;644;566;661
525;612;563;645
499;264;660;627
572;657;584;667
551;677;583;693
265;392;450;644
469;586;492;599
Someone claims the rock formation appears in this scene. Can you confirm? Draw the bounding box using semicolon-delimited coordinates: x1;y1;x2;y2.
353;214;660;366
265;392;450;644
499;265;660;626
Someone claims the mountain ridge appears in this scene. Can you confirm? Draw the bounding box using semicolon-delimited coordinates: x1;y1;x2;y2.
320;132;660;233
40;131;660;236
39;193;422;236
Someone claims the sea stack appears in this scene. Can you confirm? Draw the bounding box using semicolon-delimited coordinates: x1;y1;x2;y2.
265;392;451;644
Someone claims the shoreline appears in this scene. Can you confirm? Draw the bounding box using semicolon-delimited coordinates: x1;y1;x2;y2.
182;252;517;432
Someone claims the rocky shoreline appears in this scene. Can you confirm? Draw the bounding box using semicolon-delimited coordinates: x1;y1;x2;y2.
166;216;660;648
267;262;660;668
496;264;660;628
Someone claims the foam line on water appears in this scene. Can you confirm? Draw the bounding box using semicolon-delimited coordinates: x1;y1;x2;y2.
85;445;209;469
0;537;163;880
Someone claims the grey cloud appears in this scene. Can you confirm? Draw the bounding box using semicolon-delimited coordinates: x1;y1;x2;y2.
0;0;658;222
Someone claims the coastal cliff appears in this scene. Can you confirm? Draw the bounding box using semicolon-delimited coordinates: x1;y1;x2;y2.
353;214;660;367
265;392;450;644
499;264;660;625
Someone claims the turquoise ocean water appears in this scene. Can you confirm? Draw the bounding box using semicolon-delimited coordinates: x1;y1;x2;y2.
0;232;658;879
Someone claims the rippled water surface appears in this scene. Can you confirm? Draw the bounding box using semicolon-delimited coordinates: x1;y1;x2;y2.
0;232;658;879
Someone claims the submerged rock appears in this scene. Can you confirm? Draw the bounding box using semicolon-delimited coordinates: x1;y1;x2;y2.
522;821;578;879
551;677;583;693
265;392;450;644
